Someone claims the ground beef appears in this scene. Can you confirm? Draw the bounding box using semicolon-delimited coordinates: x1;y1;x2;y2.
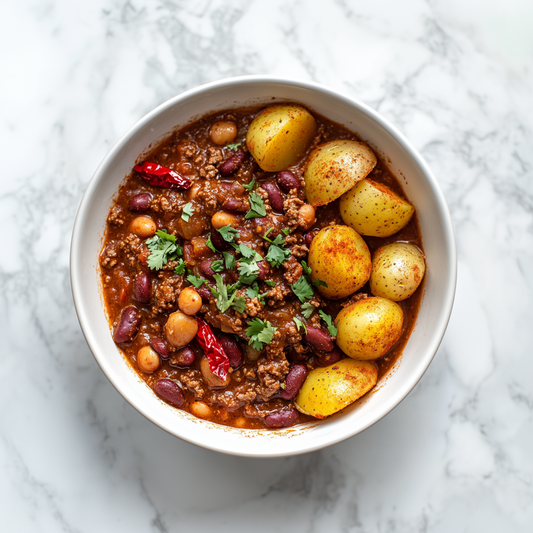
151;274;183;316
206;147;223;165
283;256;303;285
284;190;304;229
180;369;206;399
100;244;118;269
107;206;125;226
246;297;263;317
150;193;183;214
118;233;144;268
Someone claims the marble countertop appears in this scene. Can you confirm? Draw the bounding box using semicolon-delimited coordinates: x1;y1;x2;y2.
2;0;533;531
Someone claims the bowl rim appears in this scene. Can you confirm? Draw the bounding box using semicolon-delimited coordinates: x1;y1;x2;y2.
70;75;457;456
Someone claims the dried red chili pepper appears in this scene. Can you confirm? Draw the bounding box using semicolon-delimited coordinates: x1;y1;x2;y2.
133;162;192;189
196;318;229;379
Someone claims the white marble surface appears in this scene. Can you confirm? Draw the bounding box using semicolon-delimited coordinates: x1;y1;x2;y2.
2;0;533;531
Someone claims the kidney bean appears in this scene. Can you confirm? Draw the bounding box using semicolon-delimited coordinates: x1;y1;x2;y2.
304;231;315;247
154;378;185;407
150;337;170;359
316;348;342;367
277;170;300;192
129;193;152;212
210;226;228;250
113;306;141;343
218;334;243;368
134;272;151;303
171;346;196;367
256;260;269;281
222;197;249;213
280;364;308;400
305;326;335;352
265;408;299;428
200;259;216;279
262;182;284;212
219;150;246;176
196;285;212;302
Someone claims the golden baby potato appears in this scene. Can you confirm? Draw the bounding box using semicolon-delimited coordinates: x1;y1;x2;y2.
295;358;378;419
370;243;426;301
246;104;317;171
304;140;377;206
308;225;371;299
336;297;403;360
340;178;415;237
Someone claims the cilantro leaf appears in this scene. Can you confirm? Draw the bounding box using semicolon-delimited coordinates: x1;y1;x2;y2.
319;310;338;337
291;276;314;303
281;227;290;236
264;280;275;287
217;225;240;243
145;229;182;270
246;283;260;300
301;260;312;278
187;273;205;288
174;258;186;275
313;279;328;288
293;317;307;334
265;243;291;268
243;178;256;191
206;234;217;253
237;258;259;285
223;252;236;270
181;202;194;222
246;318;277;350
232;296;247;313
211;259;224;273
301;301;315;319
226;142;242;151
211;274;243;313
238;243;263;260
245;191;267;219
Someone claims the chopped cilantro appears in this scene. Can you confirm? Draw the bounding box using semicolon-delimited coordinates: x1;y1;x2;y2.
238;243;263;260
281;227;290;236
223;251;236;270
237;258;259;285
245;191;267;219
246;318;277;350
206;234;217;253
319;310;338;337
211;274;244;313
301;260;312;278
301;301;315;319
300;260;327;288
145;229;182;271
243;178;256;191
313;279;328;288
291;276;314;303
217;225;240;243
174;258;187;275
181;202;194;222
265;241;290;268
226;142;242;151
211;259;224;273
187;273;205;288
264;280;275;287
293;317;307;334
246;282;266;303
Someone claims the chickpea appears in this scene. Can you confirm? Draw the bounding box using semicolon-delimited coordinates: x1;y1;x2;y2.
200;356;230;388
178;287;202;315
211;211;239;229
164;311;198;348
190;401;212;419
298;204;316;230
137;345;160;373
130;216;157;238
209;121;237;145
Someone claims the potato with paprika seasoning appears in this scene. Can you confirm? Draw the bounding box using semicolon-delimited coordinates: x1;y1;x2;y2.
335;296;403;360
246;105;317;172
295;359;378;419
308;225;371;299
304;140;376;206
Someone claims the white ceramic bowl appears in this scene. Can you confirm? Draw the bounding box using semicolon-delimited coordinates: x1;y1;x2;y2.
71;76;456;457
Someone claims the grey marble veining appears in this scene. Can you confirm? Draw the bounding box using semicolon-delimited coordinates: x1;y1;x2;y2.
1;0;533;531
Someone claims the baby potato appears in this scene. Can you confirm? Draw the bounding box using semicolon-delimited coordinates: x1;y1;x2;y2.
336;297;403;360
308;225;371;299
370;243;426;301
294;358;378;419
304;140;376;206
340;178;415;237
246;104;317;172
